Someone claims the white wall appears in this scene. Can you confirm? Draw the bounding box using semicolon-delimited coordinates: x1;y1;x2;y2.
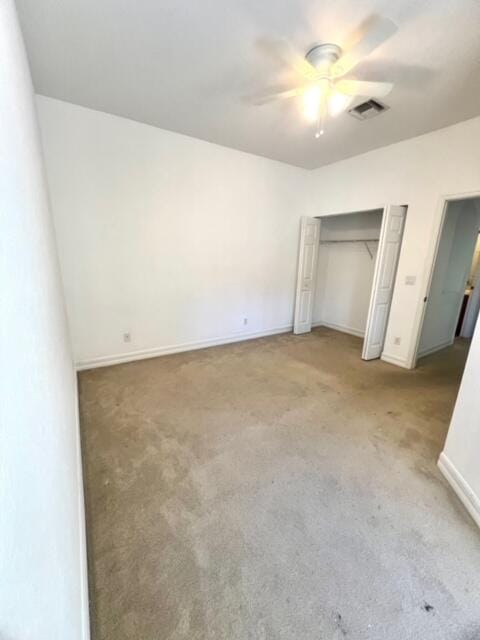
308;115;480;368
440;314;480;528
313;211;382;336
0;2;88;639
37;96;309;368
418;198;480;356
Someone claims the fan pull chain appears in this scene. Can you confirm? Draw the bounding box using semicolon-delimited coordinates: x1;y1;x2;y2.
315;104;326;139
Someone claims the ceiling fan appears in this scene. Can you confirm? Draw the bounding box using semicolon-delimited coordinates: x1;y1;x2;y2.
254;15;398;138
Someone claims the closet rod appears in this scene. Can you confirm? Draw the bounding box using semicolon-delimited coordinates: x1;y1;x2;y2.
319;238;379;260
319;238;379;243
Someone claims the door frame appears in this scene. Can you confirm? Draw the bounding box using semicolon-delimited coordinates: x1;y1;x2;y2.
410;189;480;368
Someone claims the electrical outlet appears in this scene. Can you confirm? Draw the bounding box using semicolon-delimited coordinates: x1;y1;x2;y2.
123;332;131;343
243;318;248;325
394;337;401;346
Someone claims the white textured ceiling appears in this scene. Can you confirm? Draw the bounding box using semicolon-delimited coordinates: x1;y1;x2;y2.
16;0;480;169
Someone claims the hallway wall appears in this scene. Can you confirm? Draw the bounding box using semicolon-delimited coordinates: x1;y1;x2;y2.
441;316;480;528
0;2;88;638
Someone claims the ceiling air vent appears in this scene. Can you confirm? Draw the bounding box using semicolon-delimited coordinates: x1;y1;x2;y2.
348;99;389;120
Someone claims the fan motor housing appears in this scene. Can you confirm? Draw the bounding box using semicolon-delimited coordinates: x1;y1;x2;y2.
305;43;342;69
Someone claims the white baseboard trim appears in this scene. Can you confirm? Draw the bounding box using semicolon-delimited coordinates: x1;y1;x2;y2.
72;370;90;638
417;339;454;359
380;352;411;369
438;452;480;529
75;324;293;371
312;320;365;338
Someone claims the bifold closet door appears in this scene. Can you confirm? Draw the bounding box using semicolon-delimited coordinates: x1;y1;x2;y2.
293;217;321;334
362;205;406;360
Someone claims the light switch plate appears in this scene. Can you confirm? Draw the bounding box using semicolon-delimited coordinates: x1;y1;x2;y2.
405;275;416;286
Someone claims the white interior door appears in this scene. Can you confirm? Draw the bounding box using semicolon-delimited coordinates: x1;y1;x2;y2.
294;216;321;334
461;245;480;338
362;205;406;360
462;283;480;338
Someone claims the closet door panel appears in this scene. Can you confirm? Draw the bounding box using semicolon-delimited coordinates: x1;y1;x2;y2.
294;217;321;334
362;205;406;360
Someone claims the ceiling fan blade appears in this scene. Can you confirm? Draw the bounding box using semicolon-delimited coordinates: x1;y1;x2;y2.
332;15;398;77
335;79;393;98
251;85;307;105
256;38;320;81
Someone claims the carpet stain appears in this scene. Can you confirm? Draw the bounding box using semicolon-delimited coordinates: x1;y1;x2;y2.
335;612;348;636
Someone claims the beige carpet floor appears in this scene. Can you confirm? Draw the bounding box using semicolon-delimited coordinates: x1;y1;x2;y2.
79;328;480;640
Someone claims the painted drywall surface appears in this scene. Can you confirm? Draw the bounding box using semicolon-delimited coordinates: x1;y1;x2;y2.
313;211;382;336
308;115;480;366
0;2;88;639
442;310;480;518
418;199;480;356
37;96;309;366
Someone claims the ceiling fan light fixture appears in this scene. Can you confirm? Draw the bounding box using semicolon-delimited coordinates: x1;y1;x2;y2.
253;15;397;139
327;90;353;117
302;85;323;122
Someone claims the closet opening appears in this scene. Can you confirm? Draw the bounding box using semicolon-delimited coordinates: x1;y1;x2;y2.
293;205;407;360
